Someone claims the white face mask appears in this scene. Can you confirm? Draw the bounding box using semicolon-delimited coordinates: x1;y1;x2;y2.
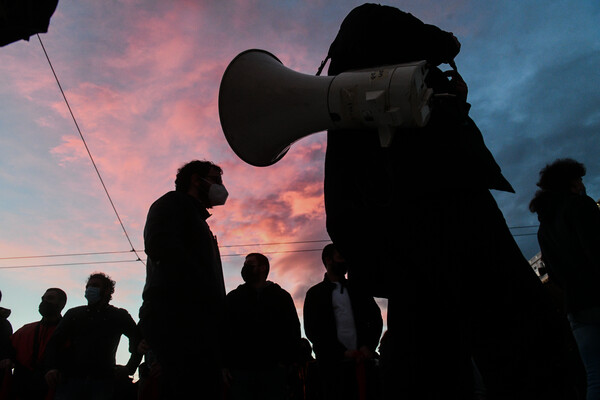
207;183;228;206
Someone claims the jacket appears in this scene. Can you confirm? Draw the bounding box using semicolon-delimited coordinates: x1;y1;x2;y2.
140;190;226;319
224;282;300;369
322;4;513;298
44;304;141;378
304;274;383;363
10;320;59;400
534;191;600;313
0;307;12;360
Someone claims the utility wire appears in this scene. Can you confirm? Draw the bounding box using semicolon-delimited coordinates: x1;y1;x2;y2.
0;239;334;261
1;229;541;269
36;34;144;266
1;226;540;264
221;248;323;257
12;38;543;271
1;232;544;269
0;248;328;269
219;239;332;248
0;250;136;260
0;259;141;270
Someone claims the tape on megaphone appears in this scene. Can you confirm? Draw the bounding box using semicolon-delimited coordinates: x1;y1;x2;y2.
218;49;432;167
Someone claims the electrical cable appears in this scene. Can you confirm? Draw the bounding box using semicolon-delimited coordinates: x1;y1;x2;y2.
36;34;145;266
1;225;539;261
0;248;329;269
0;259;141;270
0;226;540;268
12;35;541;272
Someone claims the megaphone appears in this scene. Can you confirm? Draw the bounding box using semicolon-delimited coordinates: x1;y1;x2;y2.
219;49;432;167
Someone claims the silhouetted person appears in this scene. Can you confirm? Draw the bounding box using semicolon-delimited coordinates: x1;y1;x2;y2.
321;3;571;399
0;289;14;399
139;160;228;399
530;158;600;400
0;288;67;400
44;273;141;400
304;244;382;400
223;253;301;400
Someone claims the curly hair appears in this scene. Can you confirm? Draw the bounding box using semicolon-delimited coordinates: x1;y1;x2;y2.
174;160;222;193
87;272;116;301
529;158;586;213
536;158;586;192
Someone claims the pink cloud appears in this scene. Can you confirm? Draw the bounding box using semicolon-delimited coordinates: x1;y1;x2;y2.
0;1;391;343
50;135;89;165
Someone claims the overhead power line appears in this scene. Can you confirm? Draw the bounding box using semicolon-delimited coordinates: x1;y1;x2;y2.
222;248;323;257
36;34;144;266
0;250;136;261
10;37;544;273
0;248;329;270
219;239;332;248
0;259;141;270
1;224;540;269
0;239;334;261
1;227;541;270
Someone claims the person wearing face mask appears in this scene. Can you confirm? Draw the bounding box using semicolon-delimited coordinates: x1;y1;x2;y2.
44;273;141;400
0;288;66;400
138;160;228;399
530;159;600;400
222;253;300;400
303;244;383;400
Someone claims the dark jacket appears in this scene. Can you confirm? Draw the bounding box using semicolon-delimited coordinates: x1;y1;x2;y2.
10;320;60;400
141;191;226;310
534;191;600;313
0;307;13;360
224;282;301;369
304;274;383;364
44;304;141;378
323;6;512;297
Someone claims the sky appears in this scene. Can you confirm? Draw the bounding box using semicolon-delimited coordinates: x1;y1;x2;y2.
1;0;599;366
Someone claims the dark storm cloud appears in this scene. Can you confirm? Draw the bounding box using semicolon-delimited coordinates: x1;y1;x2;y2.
479;48;600;258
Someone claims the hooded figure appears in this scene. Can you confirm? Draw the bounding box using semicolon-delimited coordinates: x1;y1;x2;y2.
322;4;573;399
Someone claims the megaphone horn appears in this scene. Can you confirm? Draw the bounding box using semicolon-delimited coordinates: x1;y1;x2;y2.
218;49;432;167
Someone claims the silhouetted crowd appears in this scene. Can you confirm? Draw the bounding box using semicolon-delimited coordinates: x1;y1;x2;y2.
2;2;600;400
1;157;599;400
0;249;381;400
